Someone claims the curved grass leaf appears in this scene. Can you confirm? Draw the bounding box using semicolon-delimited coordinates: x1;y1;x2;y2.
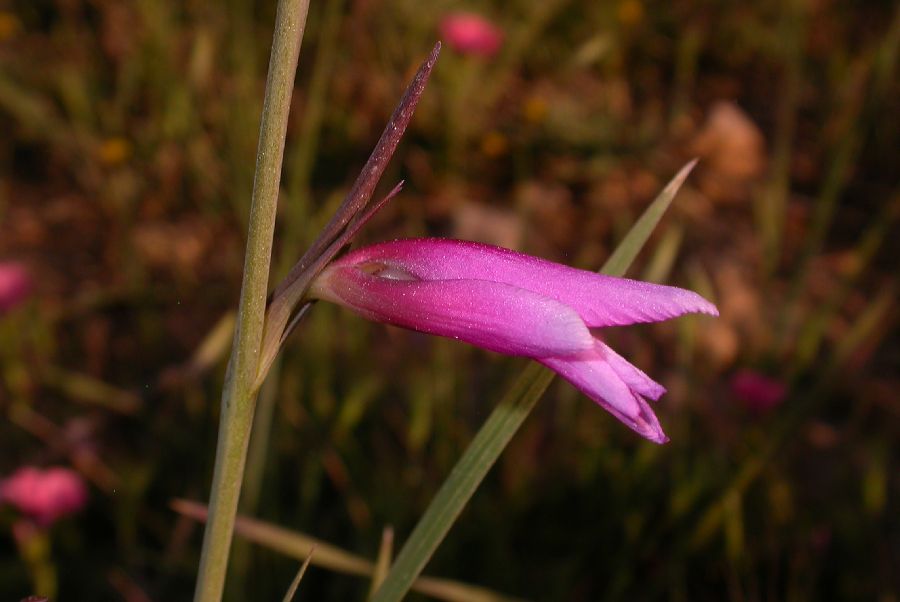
371;160;698;602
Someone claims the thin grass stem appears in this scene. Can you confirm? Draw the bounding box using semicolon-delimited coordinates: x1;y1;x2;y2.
193;2;310;601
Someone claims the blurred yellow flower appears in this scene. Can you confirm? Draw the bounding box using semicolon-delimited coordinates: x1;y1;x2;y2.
523;97;548;124
618;0;644;27
0;12;22;41
97;138;132;166
480;130;508;157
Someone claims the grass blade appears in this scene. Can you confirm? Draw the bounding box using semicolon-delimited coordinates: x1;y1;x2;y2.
370;161;698;602
367;527;394;601
171;500;523;602
601;159;697;277
281;548;315;602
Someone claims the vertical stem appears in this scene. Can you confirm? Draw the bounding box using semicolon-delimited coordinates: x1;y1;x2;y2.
759;0;804;277
193;2;310;601
228;356;282;596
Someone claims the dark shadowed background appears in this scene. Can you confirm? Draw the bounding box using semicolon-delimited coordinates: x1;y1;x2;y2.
0;0;897;600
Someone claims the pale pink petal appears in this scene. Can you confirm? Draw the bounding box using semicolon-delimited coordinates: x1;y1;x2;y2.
541;343;669;443
596;341;666;400
313;265;595;358
332;239;718;328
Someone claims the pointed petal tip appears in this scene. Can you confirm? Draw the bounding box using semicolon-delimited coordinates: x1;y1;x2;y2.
676;288;719;319
699;298;719;317
641;425;670;444
632;413;669;444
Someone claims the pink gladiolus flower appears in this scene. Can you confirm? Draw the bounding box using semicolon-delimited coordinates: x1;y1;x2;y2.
310;238;718;443
0;262;31;314
439;12;503;57
0;467;88;526
731;370;786;414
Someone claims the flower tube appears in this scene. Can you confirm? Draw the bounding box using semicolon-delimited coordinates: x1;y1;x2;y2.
310;238;718;443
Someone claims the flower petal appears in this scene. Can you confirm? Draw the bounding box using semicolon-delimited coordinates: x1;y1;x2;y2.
313;265;595;358
0;466;87;526
0;262;31;314
541;342;669;443
596;341;666;400
333;239;718;328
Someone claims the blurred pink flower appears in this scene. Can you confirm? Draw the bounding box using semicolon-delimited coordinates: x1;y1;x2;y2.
439;12;503;57
0;467;88;526
0;262;31;314
311;238;718;443
731;370;786;413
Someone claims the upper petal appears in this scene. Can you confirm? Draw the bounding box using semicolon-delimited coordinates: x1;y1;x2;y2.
333;239;718;328
313;265;595;358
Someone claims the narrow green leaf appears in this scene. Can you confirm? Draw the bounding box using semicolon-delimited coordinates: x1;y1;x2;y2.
601;159;696;277
641;224;684;284
367;527;394;601
371;161;698;602
281;548;315;602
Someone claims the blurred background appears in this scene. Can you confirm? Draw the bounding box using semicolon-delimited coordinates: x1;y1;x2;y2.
0;0;898;600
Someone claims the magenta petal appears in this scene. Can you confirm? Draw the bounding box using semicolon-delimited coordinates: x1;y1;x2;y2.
314;266;595;358
0;466;88;526
541;343;669;443
0;262;31;314
333;239;718;327
439;12;504;57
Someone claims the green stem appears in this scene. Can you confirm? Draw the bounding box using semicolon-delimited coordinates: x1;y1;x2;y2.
193;2;310;601
228;355;282;596
759;0;805;277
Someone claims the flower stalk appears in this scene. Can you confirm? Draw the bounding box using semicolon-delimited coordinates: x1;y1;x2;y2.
195;29;440;601
193;2;310;601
